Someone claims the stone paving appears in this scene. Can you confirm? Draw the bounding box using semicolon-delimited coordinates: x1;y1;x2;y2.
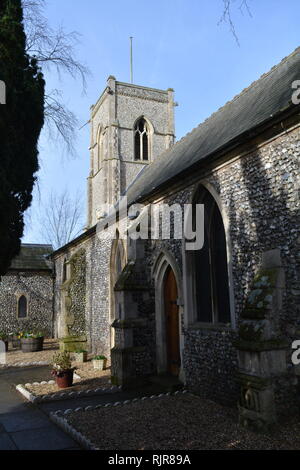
1;365;299;450
0;366;79;450
0;366;174;450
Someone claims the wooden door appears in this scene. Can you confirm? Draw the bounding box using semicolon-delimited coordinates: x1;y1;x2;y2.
164;267;180;376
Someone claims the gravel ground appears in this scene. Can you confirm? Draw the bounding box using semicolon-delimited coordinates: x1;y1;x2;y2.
26;366;111;396
66;393;300;450
5;339;59;365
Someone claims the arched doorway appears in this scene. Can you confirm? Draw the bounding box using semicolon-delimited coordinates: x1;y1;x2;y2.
153;250;184;379
164;266;180;376
109;233;126;348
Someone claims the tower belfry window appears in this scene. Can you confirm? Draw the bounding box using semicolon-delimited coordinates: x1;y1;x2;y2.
134;118;150;161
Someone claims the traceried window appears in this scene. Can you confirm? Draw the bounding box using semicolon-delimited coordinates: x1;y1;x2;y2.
194;187;231;324
134;118;150;161
18;295;28;319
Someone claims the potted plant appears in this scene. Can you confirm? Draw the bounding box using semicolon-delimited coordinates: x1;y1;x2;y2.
20;332;44;353
73;348;87;363
10;332;21;349
50;351;76;389
0;332;8;352
92;355;107;370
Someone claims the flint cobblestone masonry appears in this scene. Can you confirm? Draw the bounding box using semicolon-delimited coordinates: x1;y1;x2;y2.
68;249;86;337
52;125;300;410
142;126;300;406
54;235;113;357
50;56;300;424
0;272;53;336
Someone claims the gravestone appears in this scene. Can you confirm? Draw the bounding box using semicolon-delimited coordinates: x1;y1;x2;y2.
0;340;6;365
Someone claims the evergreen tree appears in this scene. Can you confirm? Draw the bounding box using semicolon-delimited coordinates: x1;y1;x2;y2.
0;0;44;275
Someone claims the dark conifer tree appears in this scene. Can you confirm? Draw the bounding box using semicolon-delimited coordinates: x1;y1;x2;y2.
0;0;44;275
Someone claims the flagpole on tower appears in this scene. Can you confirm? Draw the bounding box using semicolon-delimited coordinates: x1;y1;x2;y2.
130;36;133;84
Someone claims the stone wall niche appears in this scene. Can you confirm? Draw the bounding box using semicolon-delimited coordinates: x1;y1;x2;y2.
235;248;296;432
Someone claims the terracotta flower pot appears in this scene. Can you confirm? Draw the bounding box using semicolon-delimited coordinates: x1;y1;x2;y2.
55;369;74;389
21;337;44;353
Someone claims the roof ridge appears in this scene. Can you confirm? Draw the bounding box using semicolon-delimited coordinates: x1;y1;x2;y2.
202;46;300;120
155;46;300;157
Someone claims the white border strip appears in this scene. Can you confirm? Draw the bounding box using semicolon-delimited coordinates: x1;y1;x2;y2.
50;412;99;450
50;390;189;450
16;381;122;404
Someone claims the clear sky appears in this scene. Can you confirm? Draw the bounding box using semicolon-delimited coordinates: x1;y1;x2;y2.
23;0;300;244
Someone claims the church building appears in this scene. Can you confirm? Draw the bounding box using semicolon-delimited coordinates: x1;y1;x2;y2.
50;48;300;431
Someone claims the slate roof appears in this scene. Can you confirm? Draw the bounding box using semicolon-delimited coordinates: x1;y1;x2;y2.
124;46;300;206
50;47;300;257
8;244;53;271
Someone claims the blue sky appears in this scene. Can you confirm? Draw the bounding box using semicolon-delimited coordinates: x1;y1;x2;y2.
23;0;300;243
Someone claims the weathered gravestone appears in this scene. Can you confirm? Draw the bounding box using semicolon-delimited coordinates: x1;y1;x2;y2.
0;340;6;365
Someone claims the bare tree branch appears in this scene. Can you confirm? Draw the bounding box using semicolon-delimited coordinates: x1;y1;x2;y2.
39;190;84;249
218;0;252;46
22;0;90;157
44;90;79;156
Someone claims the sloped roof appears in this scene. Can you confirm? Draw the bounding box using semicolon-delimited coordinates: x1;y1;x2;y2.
8;244;53;271
50;47;300;258
124;47;300;205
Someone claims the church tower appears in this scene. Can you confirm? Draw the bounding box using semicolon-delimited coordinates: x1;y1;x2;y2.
87;76;176;227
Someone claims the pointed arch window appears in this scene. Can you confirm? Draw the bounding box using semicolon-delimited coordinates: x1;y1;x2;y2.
134;118;150;161
18;295;28;319
96;127;105;172
98;131;105;169
193;187;231;324
62;258;68;282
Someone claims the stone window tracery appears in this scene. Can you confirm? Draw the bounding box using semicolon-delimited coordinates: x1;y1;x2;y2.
134;118;150;161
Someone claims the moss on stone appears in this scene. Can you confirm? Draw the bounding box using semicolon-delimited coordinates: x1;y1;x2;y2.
245;268;280;312
238;322;264;342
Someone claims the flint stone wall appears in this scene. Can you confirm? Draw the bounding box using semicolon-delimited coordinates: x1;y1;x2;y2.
0;272;53;337
53;233;113;358
52;124;299;412
143;125;299;407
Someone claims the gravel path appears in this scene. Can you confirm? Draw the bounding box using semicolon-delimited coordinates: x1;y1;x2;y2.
5;339;59;365
66;393;300;450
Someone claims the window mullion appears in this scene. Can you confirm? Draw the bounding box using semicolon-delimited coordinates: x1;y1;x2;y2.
140;132;143;160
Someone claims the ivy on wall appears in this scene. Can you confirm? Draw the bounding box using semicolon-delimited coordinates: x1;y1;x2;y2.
67;249;86;336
